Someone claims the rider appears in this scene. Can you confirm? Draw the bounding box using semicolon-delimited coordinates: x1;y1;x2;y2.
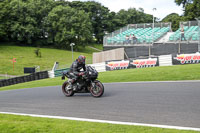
68;55;86;90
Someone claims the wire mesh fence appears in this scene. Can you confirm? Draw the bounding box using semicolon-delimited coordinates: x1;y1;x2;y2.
103;21;200;59
103;21;200;47
103;22;171;46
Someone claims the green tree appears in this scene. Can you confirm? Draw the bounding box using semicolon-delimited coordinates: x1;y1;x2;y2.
46;5;92;49
0;0;54;45
105;11;120;33
175;0;193;7
162;13;184;31
0;0;13;41
175;0;200;20
28;0;55;45
7;0;37;44
0;0;173;46
69;1;111;44
115;8;153;29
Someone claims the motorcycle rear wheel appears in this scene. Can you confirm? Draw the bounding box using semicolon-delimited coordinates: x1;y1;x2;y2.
62;81;74;97
90;80;104;97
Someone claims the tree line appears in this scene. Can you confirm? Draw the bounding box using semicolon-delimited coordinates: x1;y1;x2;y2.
162;0;200;31
0;0;153;48
0;0;199;49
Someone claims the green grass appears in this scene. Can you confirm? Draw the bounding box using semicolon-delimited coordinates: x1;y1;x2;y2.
90;44;103;50
1;64;200;91
0;77;62;91
0;76;6;79
0;45;101;76
0;44;200;133
100;64;200;82
0;114;198;133
1;60;200;133
77;44;103;52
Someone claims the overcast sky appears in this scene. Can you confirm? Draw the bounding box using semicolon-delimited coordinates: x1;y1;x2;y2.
70;0;184;20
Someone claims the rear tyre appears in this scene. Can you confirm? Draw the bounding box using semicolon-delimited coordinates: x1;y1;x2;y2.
90;81;104;97
62;81;74;97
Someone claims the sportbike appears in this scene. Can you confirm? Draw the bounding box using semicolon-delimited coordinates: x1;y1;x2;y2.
61;66;104;97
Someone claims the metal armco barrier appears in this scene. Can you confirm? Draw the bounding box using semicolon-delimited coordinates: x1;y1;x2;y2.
0;71;49;88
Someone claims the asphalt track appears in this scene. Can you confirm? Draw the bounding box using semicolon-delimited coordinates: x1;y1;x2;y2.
0;81;200;129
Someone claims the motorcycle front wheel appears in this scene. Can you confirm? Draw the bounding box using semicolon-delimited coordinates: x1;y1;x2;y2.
62;81;74;97
90;80;104;97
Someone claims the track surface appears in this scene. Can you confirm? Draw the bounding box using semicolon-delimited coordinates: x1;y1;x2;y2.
0;81;200;128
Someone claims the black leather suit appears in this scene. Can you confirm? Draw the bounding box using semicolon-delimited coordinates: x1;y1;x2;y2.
69;59;86;79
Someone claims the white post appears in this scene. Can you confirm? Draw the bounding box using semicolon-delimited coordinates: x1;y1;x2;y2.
152;8;156;44
199;21;200;51
149;8;156;57
195;18;200;52
70;43;75;62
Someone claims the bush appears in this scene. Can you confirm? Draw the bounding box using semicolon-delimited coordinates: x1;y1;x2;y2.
34;48;42;58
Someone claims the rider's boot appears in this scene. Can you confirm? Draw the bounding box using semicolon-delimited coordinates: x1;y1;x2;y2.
68;79;75;90
69;79;79;91
73;85;78;91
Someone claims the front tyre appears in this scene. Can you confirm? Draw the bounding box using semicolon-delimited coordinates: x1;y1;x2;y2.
62;81;74;97
90;80;104;97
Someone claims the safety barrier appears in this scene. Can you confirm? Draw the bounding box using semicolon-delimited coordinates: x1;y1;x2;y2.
1;52;199;87
93;48;124;63
54;68;70;77
105;52;200;71
0;71;49;88
159;55;173;66
48;63;106;78
88;63;106;72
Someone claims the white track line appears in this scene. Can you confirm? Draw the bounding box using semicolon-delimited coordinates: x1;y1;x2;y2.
0;112;200;131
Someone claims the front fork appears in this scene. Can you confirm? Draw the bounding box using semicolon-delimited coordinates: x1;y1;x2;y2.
90;81;98;91
66;79;75;90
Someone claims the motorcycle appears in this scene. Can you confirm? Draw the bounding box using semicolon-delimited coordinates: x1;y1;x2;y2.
61;65;104;97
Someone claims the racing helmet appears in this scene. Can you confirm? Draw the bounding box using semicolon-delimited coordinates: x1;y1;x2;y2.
77;55;86;64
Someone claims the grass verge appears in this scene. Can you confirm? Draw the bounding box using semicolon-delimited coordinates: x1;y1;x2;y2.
100;63;200;82
1;64;200;91
1;64;200;132
90;44;103;51
0;114;198;133
0;44;101;76
0;76;6;79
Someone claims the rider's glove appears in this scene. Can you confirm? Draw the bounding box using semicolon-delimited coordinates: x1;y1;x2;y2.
78;72;85;76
